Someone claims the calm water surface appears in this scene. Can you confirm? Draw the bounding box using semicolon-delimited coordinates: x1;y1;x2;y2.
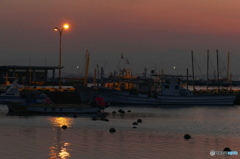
0;104;239;159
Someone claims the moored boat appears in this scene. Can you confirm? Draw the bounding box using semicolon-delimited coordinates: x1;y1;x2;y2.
0;79;23;103
3;80;109;114
75;81;236;105
6;93;108;114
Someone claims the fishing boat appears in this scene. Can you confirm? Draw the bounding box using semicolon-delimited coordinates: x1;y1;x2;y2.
6;93;108;114
74;56;236;105
0;79;23;103
2;80;108;114
75;78;236;105
0;79;51;105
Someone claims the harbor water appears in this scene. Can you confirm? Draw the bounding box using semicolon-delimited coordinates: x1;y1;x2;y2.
0;104;240;159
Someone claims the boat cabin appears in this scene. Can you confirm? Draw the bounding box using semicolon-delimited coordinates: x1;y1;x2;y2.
161;83;193;96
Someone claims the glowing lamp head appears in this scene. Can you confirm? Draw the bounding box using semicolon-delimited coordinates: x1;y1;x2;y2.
63;24;69;29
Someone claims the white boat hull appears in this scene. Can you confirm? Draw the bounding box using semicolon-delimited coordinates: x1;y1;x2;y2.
158;95;236;105
101;94;235;105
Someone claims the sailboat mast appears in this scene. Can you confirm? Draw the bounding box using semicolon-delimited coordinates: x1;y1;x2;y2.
186;68;189;90
216;49;219;92
84;49;90;86
207;50;209;91
227;52;230;82
93;68;97;86
191;50;195;91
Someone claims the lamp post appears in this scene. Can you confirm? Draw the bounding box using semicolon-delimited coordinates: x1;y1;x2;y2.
54;24;69;90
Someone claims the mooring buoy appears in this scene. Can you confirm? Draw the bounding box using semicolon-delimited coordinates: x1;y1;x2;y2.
118;109;123;112
109;128;116;133
120;110;125;114
223;147;231;151
183;134;191;139
132;122;138;125
137;119;142;123
62;125;67;129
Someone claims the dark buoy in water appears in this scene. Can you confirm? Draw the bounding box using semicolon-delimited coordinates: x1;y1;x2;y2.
109;128;116;133
105;119;109;122
183;134;191;139
62;125;67;129
127;110;131;112
132;122;138;125
137;119;142;123
120;110;125;114
223;147;231;151
118;109;123;112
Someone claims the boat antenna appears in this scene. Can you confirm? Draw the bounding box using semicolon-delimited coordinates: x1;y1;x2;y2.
216;49;219;92
117;53;124;75
207;50;209;91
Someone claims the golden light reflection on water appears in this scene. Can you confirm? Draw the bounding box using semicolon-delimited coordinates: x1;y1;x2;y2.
48;117;73;159
58;143;71;159
48;117;73;127
49;142;71;159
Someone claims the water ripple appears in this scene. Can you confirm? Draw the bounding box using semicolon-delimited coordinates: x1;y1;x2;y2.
0;105;240;158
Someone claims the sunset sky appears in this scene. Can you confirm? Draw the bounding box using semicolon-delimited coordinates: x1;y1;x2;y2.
1;0;240;79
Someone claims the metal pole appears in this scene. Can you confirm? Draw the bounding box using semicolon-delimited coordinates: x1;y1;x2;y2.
55;24;69;89
59;31;62;89
55;28;64;90
207;50;209;91
227;52;230;82
186;68;188;90
216;49;219;92
191;50;195;91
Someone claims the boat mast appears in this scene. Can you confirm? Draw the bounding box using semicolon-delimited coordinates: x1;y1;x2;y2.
84;49;90;86
206;50;209;91
216;49;219;92
186;68;188;90
93;68;97;86
227;52;232;90
101;67;104;87
191;50;195;91
227;52;230;82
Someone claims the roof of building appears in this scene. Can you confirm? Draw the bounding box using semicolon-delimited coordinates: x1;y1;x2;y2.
0;65;63;70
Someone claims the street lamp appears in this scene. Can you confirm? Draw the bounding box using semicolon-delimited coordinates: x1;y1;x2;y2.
54;24;69;89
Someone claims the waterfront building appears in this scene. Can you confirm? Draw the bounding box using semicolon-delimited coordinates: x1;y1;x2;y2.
0;65;61;85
